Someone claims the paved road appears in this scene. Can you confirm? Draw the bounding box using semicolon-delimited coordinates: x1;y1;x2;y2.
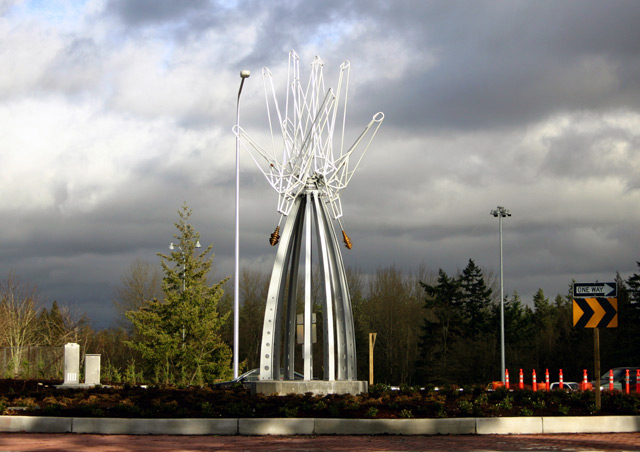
0;433;638;451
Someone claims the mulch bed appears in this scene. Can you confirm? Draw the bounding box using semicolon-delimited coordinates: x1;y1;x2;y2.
0;379;638;419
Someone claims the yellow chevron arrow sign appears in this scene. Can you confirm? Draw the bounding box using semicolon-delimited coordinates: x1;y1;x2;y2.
572;297;618;328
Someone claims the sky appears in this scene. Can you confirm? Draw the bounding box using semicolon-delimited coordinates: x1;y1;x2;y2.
2;0;640;329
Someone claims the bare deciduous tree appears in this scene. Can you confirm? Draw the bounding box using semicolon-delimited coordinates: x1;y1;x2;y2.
360;266;425;385
0;274;40;376
113;258;163;331
238;268;269;370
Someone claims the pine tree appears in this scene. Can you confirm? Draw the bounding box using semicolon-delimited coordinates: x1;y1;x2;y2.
627;262;640;304
36;300;66;346
416;269;462;384
459;259;493;335
617;265;640;365
126;203;232;385
501;291;535;373
532;288;554;369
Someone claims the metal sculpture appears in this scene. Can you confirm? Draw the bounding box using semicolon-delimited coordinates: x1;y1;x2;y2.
234;51;383;382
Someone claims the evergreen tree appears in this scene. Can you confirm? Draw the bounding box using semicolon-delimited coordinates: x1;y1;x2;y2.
500;291;535;374
416;269;463;384
616;265;640;365
459;259;493;336
126;203;232;385
36;300;66;346
627;262;640;305
549;293;575;371
532;288;554;369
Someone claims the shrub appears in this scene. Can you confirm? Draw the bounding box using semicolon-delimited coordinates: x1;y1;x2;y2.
474;392;489;407
279;405;299;418
399;408;414;418
366;406;379;418
495;395;513;411
532;399;545;409
201;401;216;417
368;384;393;397
312;400;327;411
520;407;533;416
399;384;420;395
457;400;473;415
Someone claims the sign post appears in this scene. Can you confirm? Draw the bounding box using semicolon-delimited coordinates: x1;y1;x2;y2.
369;333;377;386
573;282;618;410
594;327;600;408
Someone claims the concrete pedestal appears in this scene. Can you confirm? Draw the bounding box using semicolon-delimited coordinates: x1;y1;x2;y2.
84;354;101;385
63;343;80;385
250;380;368;396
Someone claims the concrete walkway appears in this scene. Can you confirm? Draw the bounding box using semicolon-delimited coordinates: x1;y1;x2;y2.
0;433;638;451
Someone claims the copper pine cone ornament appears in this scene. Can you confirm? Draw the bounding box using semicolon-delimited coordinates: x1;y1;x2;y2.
342;230;352;249
270;226;280;246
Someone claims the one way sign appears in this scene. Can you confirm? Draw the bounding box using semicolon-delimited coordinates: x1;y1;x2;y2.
572;297;618;328
573;282;617;298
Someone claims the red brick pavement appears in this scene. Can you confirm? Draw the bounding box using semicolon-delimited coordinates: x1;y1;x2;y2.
0;433;638;452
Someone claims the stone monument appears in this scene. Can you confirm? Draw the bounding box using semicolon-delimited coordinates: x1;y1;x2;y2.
84;354;101;386
234;51;383;395
63;342;80;385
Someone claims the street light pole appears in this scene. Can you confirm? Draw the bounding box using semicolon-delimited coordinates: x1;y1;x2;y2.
234;69;250;379
490;206;511;383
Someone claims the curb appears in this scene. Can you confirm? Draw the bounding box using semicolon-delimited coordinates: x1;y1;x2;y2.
0;415;638;435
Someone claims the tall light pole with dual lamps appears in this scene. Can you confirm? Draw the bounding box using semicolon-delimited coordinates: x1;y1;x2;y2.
490;206;511;383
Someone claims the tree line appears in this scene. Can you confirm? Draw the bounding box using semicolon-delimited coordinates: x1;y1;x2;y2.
2;204;639;386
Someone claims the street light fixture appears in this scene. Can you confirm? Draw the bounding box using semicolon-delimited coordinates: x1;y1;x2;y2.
490;206;511;383
234;69;250;379
169;240;201;343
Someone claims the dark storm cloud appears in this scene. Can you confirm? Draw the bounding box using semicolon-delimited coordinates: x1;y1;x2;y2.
105;0;212;26
237;0;640;134
349;1;640;131
540;123;640;186
236;0;359;67
103;0;233;43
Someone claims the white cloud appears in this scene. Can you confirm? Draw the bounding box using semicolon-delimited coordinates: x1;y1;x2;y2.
2;1;640;328
0;19;64;96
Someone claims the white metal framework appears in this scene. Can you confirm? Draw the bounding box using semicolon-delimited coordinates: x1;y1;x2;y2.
234;51;383;221
234;51;383;382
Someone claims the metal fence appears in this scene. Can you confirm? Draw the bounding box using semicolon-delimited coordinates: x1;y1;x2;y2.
0;346;64;380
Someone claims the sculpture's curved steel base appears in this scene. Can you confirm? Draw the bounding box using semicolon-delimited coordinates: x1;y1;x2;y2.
259;183;358;383
250;380;367;396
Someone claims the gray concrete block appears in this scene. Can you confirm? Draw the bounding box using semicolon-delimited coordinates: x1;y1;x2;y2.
314;418;431;435
84;354;101;385
476;416;543;434
0;416;72;433
2;414;637;436
435;418;477;435
72;418;238;435
543;416;640;433
239;418;314;435
314;418;476;435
